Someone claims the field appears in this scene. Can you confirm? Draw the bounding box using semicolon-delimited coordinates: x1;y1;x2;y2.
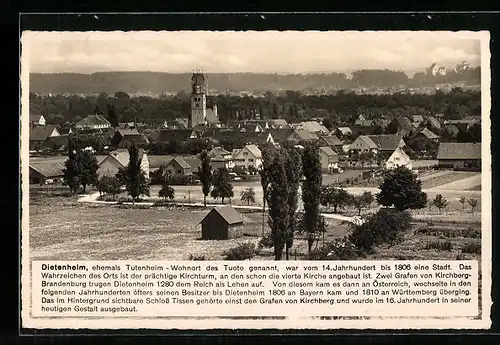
28;185;482;262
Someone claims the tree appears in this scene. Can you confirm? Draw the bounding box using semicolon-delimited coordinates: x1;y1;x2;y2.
118;144;150;203
240;187;256;205
198;150;212;207
97;176;121;200
459;196;466;211
266;152;290;260
284;145;303;260
376;166;427;211
211;167;234;204
301;143;323;252
77;150;99;192
320;186;352;213
107;102;120;128
467;198;478;215
362;191;375;209
352;195;368;215
260;145;275;235
159;182;175;202
62;148;80;196
432;194;448;214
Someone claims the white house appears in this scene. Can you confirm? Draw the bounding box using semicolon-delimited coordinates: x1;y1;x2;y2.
97;149;150;180
232;144;262;170
385;147;412;170
208;146;234;170
318;146;339;173
75;114;112;130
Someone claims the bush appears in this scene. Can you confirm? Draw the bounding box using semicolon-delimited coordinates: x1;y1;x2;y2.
462;239;481;254
414;226;481;239
463;226;481;239
348;208;412;253
224;243;257;260
307;237;365;260
258;232;274;249
188;254;206;261
422;239;453;251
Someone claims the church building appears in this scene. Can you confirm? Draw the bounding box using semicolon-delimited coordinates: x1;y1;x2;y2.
189;71;220;128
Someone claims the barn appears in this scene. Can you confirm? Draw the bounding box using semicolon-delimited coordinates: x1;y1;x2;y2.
200;206;244;240
437;143;481;171
29;160;65;185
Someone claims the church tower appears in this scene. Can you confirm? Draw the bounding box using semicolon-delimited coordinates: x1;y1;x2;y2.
189;71;207;128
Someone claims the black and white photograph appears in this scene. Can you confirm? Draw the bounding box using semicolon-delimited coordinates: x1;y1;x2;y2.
23;30;487;263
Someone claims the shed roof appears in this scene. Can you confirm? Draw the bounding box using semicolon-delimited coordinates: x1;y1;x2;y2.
437;143;481;160
200;206;243;225
166;156;191;169
318;146;338;157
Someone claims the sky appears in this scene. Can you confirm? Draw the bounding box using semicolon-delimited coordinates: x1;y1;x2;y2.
23;31;482;75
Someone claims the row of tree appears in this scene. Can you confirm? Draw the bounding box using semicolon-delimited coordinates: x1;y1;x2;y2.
29;68;481;94
30;87;480;127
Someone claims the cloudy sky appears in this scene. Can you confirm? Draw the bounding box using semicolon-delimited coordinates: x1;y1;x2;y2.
23;31;482;75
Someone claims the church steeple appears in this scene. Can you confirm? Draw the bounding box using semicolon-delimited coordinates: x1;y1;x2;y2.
189;69;207;128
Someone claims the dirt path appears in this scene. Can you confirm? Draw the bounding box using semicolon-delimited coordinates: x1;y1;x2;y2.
432;173;482;191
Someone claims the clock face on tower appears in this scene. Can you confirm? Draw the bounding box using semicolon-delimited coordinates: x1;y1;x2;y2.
195;103;200;108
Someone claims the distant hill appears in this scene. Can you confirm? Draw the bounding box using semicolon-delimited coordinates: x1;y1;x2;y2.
29;69;481;95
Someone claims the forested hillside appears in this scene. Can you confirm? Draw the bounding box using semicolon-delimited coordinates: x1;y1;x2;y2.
29;68;481;95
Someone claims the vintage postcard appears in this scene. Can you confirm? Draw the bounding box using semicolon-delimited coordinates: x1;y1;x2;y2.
20;30;491;330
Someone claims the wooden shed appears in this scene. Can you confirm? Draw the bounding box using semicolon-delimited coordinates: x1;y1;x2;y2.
200;206;244;240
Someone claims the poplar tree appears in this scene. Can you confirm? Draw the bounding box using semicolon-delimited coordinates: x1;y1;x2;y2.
119;144;150;203
198;150;212;207
301;143;323;252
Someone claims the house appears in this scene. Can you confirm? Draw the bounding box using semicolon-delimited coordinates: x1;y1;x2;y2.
30;114;46;127
335;127;353;137
206;104;221;127
296;121;330;136
157;129;198;143
200;206;244;240
412;115;425;128
349;135;405;158
395;117;413;136
29;160;65;184
57;127;73;136
111;129;149;148
208;146;234;170
42;135;69;152
239;123;264;133
97;149;150;180
213;130;275;147
232;144;262;170
267;119;289;129
444;119;479;132
437;143;481;170
425;116;441;132
412;127;440;143
385;147;412;170
75;114;111;130
241;120;271;130
318;146;339;173
274;128;318;143
30;125;61;151
317;135;343;151
164;156;193;177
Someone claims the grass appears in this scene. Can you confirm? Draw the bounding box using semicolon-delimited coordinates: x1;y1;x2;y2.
421;171;479;189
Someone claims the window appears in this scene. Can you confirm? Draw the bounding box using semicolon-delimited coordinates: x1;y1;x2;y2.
249;159;254;162
394;157;400;161
243;152;248;156
177;169;181;174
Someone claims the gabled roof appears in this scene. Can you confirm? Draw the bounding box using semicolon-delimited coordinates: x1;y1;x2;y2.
117;128;140;136
30;125;59;141
209;146;231;157
318;135;343;147
245;144;262;158
166;156;191;169
299;121;330;134
205;109;220;124
200;206;243;225
29;160;66;178
356;135;378;149
107;148;145;167
388;146;410;161
415;127;439;140
30;114;44;122
76;114;111;127
366;135;404;151
294;129;319;141
336;127;353;135
267;119;288;127
426;117;441;130
318;146;338;157
354;119;374;127
412;115;425;122
437;143;481;160
184;157;201;171
240;124;262;132
268;128;295;142
42;135;68;150
213;130;272;145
